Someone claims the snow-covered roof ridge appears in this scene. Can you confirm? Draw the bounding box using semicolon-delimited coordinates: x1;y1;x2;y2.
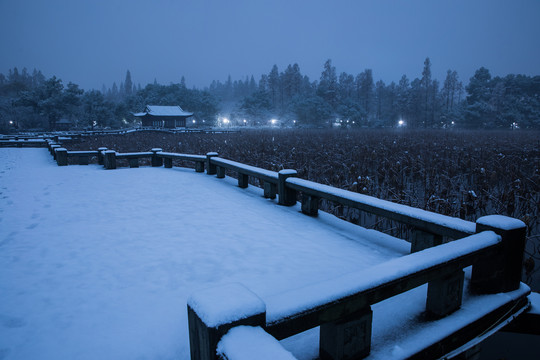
134;105;193;117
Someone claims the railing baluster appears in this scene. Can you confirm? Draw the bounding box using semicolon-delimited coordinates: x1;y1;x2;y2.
319;307;373;360
56;148;68;166
263;182;277;199
426;270;465;318
411;229;442;253
238;173;248;188
301;193;319;216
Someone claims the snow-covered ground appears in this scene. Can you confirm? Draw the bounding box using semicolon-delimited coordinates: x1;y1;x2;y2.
0;148;408;359
0;148;532;360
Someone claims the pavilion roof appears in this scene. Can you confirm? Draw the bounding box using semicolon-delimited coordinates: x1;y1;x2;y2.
133;105;193;117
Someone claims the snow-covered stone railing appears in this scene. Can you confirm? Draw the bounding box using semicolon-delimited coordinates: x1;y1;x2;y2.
97;148;163;169
55;149;100;166
280;171;477;250
208;154;279;199
201;157;477;250
188;216;528;360
157;151;207;172
0;138;48;148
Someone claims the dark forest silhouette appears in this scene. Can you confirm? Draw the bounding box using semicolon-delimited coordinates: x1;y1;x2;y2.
1;58;539;131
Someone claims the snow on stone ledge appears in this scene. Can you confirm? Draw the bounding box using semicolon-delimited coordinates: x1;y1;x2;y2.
187;283;266;328
529;292;540;315
477;215;526;231
266;231;501;323
217;326;297;360
279;169;298;175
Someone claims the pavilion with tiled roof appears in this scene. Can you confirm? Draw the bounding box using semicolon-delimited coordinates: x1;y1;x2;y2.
134;105;193;128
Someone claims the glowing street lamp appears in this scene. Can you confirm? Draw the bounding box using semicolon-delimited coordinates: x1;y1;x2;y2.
398;119;405;127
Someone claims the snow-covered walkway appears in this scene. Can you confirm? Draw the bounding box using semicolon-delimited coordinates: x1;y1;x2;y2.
0;148;409;360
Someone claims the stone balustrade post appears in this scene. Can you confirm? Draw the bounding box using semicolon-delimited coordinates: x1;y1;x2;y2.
104;150;117;170
187;283;266;360
50;145;60;159
206;152;218;175
471;215;527;293
151;148;163;167
56;148;68;166
97;147;108;165
278;170;298;206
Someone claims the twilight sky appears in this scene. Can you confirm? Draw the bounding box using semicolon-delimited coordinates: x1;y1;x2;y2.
1;0;539;91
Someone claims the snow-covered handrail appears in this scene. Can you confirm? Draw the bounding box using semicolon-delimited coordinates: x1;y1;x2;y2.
0;139;48;148
285;176;476;239
157;152;206;172
207;155;279;199
265;231;501;338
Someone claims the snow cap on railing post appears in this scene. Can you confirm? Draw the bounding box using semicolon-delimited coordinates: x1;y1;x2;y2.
278;169;298;206
50;144;61;158
55;148;68;166
187;283;266;360
471;215;527;293
206;152;218;175
151;148;163;167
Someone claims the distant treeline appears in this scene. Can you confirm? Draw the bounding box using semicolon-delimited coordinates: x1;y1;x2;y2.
1;58;539;131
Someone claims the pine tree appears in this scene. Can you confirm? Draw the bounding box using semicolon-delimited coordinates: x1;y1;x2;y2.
124;70;133;96
268;65;280;109
356;69;374;125
318;59;338;109
421;57;432;127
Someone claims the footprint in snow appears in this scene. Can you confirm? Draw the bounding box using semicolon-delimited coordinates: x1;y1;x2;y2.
26;223;38;230
0;348;11;360
0;314;26;329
